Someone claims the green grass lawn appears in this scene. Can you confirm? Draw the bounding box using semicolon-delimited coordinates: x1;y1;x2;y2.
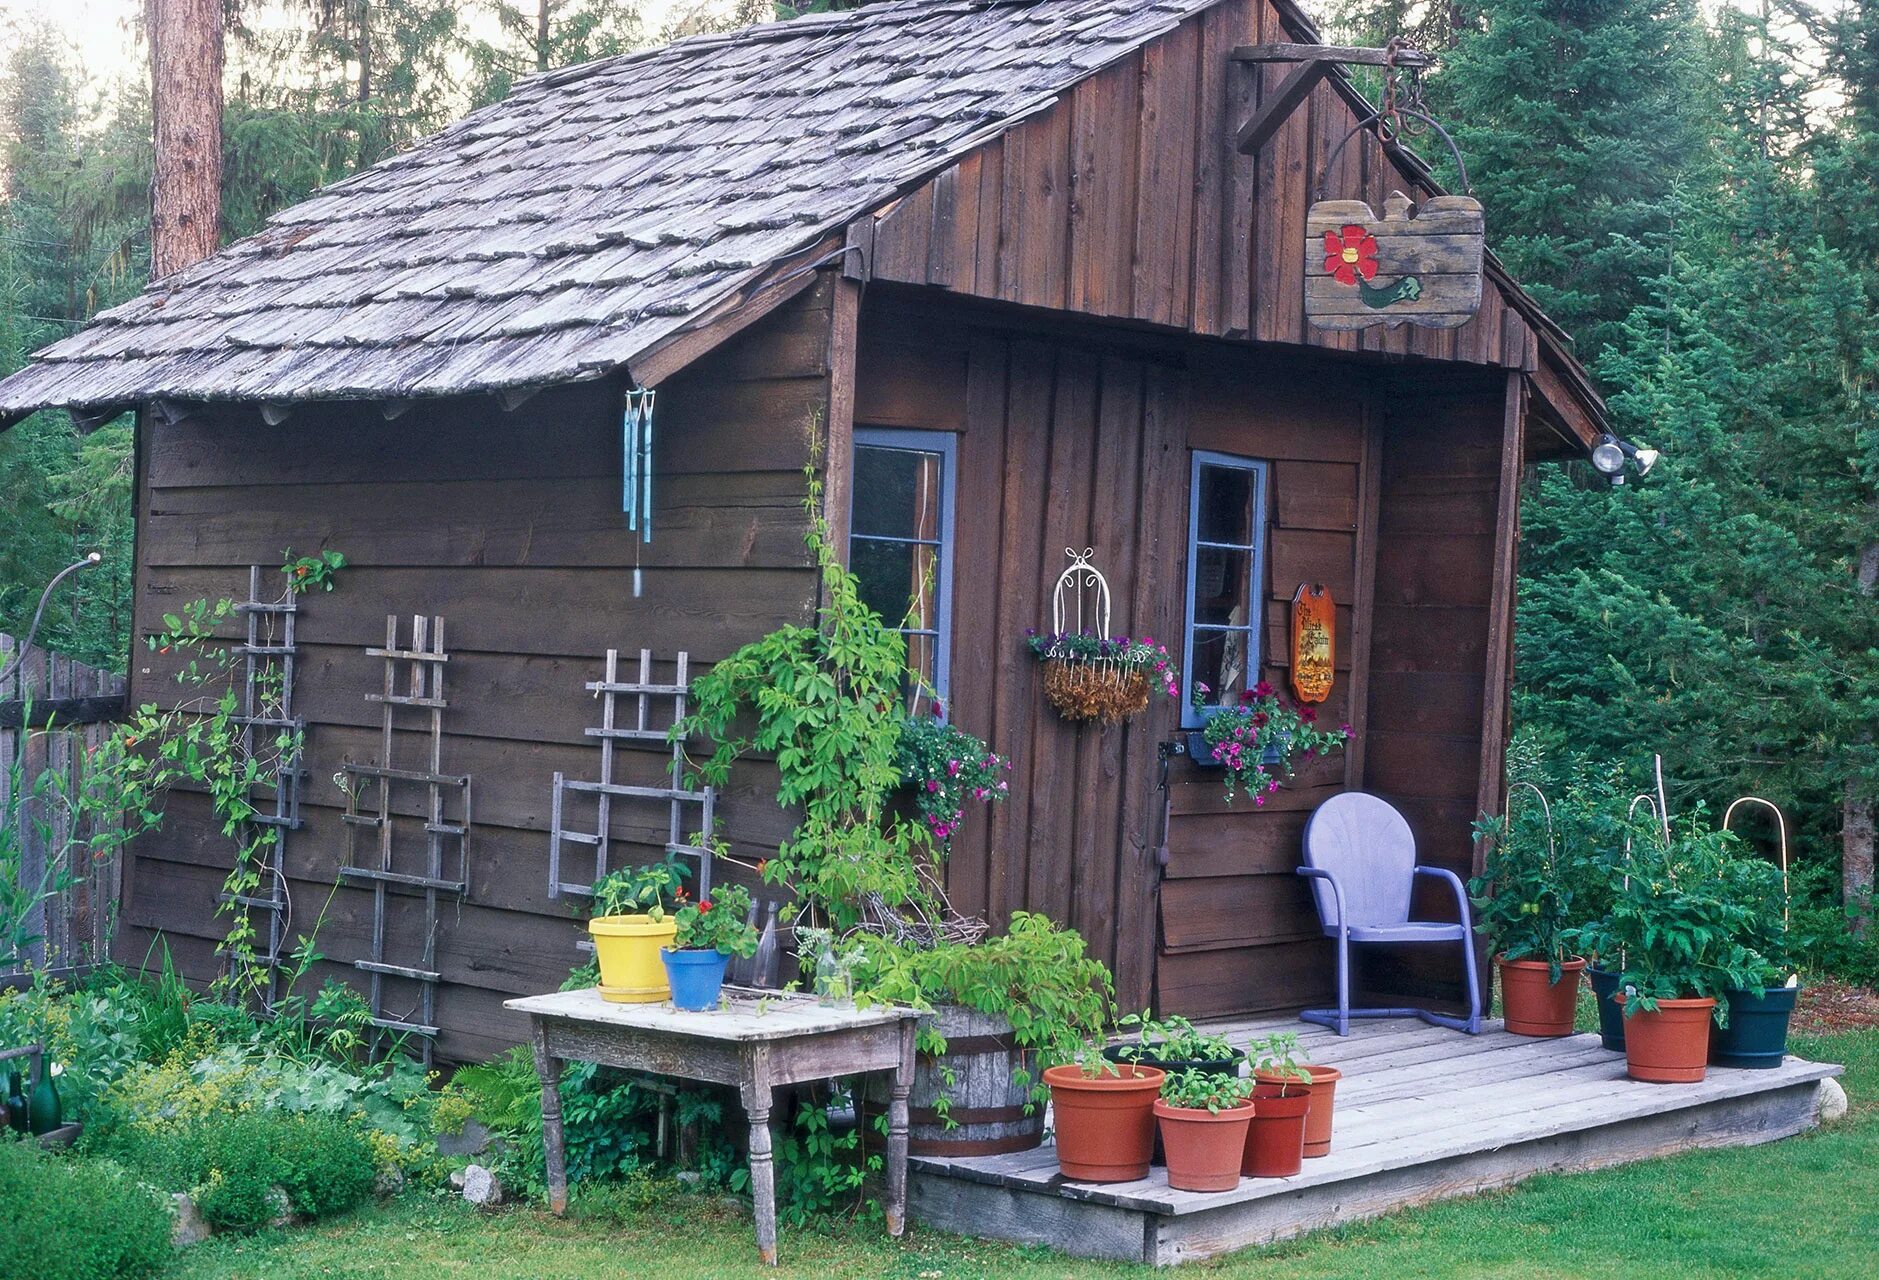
169;1029;1874;1280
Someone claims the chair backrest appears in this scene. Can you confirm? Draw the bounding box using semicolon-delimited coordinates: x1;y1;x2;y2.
1302;792;1417;928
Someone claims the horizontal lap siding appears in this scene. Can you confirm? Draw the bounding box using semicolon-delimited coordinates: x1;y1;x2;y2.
864;0;1534;370
1358;388;1506;1006
121;288;832;1061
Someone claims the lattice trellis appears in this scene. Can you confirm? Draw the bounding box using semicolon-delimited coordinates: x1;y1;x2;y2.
214;565;307;1011
337;615;471;1063
549;648;716;905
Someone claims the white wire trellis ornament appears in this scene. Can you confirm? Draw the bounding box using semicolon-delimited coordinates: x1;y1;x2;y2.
1051;547;1112;640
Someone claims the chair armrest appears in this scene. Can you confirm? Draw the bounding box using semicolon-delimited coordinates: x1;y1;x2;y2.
1296;865;1345;929
1413;865;1476;933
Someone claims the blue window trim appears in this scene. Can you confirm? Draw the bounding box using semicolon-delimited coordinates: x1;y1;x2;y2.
850;427;957;704
1180;450;1269;730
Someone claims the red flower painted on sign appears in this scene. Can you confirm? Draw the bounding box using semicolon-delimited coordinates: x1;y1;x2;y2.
1323;225;1380;286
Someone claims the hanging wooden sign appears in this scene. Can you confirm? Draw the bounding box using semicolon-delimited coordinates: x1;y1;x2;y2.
1306;191;1484;331
1291;583;1335;704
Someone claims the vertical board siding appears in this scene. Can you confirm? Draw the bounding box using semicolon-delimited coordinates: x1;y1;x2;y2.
857;297;1379;1018
862;0;1536;371
0;635;127;979
1358;385;1508;1006
118;285;833;1062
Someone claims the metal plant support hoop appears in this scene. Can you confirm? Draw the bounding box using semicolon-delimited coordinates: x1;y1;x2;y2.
1723;795;1793;940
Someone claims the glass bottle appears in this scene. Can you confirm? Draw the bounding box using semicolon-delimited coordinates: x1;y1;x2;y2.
3;1069;26;1134
28;1058;61;1136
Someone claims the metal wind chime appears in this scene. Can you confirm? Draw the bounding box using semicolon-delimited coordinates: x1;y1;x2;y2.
622;388;656;598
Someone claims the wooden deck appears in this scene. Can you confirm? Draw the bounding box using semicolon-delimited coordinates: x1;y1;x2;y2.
907;1015;1844;1266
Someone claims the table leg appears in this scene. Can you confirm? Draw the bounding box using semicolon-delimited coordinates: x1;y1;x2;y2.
531;1023;569;1216
742;1087;778;1266
885;1019;915;1238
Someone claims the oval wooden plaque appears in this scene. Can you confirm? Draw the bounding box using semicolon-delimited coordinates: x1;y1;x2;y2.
1291;584;1334;704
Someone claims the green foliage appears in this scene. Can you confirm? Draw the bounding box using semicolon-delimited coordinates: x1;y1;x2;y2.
0;1142;172;1280
1573;811;1769;1014
845;911;1114;1072
589;853;690;920
1469;809;1575;977
281;547;346;592
1246;1031;1311;1091
766;1089;876;1226
115;1109;377;1230
893;707;1009;855
671;882;759;957
1159;1066;1255;1114
675;473;929;928
1110;1011;1236;1064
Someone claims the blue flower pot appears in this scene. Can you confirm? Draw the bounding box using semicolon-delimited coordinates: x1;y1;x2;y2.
1709;984;1799;1070
661;947;730;1011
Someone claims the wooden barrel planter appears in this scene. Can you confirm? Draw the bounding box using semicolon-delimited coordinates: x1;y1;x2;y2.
861;1004;1044;1156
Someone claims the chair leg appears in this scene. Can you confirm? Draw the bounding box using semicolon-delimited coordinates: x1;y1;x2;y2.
1335;927;1351;1036
1460;933;1483;1034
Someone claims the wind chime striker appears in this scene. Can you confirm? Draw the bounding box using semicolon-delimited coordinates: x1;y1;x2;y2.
622;388;656;597
1306;45;1485;331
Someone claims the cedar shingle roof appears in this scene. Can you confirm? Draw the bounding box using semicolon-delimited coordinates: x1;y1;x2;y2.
0;0;1226;417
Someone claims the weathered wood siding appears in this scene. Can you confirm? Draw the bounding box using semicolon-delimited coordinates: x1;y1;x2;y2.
857;293;1388;1016
865;0;1536;372
118;285;835;1061
1356;382;1511;1006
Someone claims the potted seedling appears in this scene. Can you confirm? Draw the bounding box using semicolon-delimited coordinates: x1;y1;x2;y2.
587;856;688;1004
1042;1041;1165;1183
1710;803;1802;1070
1470;796;1586;1037
1582;815;1762;1083
1153;1069;1256;1192
661;883;760;1011
1105;1012;1239;1077
1243;1033;1313;1176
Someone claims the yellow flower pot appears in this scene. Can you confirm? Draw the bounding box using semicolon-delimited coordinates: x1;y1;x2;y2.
589;914;678;1003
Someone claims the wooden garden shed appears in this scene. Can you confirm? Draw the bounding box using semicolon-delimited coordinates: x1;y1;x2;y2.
0;0;1610;1062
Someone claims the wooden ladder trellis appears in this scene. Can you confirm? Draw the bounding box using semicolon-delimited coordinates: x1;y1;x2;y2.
337;615;471;1064
216;565;307;1011
549;648;716;906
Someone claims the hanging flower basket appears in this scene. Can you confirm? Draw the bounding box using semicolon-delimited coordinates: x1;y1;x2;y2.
1028;549;1179;725
1029;634;1179;724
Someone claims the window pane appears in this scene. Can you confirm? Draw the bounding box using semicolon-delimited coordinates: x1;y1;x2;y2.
1191;630;1254;707
851;538;938;630
1192;547;1252;626
854;445;945;541
905;632;938;691
1197;463;1256;546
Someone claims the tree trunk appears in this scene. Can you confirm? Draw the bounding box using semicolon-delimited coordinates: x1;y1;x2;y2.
1846;783;1874;936
358;1;373;105
538;0;553;73
146;0;223;279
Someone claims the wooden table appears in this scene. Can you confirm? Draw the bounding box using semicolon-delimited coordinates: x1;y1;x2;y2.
504;986;920;1265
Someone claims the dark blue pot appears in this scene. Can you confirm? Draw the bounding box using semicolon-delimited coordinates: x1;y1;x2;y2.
661;948;730;1011
1710;985;1799;1070
1587;967;1626;1052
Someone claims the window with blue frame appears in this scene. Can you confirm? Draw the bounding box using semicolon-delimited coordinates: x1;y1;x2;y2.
849;428;956;702
1181;451;1269;729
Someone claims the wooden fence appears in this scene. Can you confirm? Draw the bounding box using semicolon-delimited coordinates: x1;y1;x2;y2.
0;632;128;983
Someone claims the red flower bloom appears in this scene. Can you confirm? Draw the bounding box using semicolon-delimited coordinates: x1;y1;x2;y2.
1323;225;1380;287
1299;705;1318;723
1252;680;1275;700
698;900;712;914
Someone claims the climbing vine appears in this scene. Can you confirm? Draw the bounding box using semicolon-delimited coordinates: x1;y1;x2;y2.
120;552;345;999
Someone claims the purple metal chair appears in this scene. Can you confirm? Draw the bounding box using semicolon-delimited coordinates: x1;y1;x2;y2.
1296;792;1482;1036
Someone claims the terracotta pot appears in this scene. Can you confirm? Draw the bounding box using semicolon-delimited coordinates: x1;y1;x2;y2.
1242;1083;1311;1177
1254;1065;1342;1157
1153;1099;1253;1192
1498;955;1588;1037
1617;995;1717;1083
1043;1064;1164;1182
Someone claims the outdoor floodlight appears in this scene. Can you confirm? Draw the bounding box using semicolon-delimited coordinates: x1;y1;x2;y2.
1591;434;1659;486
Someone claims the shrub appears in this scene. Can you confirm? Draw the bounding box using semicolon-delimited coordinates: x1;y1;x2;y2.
0;1141;172;1280
118;1110;377;1230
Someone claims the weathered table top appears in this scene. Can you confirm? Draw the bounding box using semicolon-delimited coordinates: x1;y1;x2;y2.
504;986;916;1042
